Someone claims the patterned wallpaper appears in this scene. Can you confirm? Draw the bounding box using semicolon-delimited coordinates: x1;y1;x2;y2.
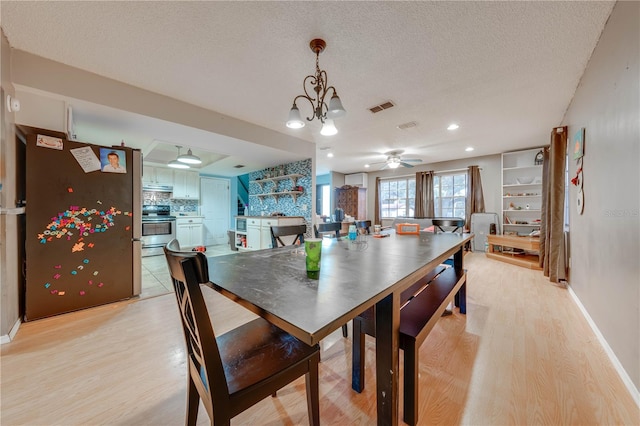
248;158;312;235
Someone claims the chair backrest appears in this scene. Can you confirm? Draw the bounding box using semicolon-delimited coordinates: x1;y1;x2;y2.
270;224;306;247
163;241;228;414
164;239;209;283
355;220;372;234
432;218;465;234
314;222;341;239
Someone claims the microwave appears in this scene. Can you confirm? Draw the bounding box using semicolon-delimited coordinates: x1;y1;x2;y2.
235;217;247;232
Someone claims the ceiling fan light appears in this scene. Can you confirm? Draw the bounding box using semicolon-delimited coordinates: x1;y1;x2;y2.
327;93;346;119
177;148;202;164
388;162;401;169
320;119;338;136
168;159;190;169
286;104;305;129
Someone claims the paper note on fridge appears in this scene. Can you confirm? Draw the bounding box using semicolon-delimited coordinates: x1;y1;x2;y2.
36;134;63;150
70;146;101;173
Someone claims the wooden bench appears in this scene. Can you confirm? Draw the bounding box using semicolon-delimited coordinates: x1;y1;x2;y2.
351;265;467;426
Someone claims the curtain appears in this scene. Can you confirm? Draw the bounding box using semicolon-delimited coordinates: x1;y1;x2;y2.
374;177;381;225
415;171;434;217
539;126;567;282
466;165;485;229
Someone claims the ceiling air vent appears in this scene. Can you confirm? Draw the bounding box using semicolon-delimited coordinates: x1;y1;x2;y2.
368;101;395;113
397;121;417;130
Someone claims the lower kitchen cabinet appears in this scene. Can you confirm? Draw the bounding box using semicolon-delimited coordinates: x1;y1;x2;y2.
237;216;304;251
176;216;204;248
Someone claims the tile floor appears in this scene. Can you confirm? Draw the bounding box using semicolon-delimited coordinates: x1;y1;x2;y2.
140;244;239;300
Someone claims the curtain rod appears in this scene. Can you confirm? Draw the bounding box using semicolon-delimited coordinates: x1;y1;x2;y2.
379;166;482;180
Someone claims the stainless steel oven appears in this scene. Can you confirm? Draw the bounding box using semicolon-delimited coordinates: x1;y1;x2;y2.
141;205;176;257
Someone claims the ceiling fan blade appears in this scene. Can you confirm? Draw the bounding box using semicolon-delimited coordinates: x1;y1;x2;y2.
380;163;390;170
403;158;423;163
399;162;415;168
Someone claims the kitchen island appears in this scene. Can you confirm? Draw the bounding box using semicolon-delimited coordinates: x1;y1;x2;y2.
235;216;305;250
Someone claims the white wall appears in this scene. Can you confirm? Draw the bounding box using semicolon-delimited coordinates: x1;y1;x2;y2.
562;1;639;391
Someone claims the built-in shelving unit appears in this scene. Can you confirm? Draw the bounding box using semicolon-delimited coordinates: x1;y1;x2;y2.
252;191;304;203
502;148;544;236
250;174;304;203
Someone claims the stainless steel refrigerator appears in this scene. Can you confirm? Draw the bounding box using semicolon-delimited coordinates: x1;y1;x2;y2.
25;134;141;321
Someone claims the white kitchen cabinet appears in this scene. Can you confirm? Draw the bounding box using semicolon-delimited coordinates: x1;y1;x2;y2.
246;224;261;251
242;217;304;250
176;217;204;248
260;218;278;249
172;170;200;199
142;165;173;186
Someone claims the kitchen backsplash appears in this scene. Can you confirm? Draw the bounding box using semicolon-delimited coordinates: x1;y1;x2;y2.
143;191;198;213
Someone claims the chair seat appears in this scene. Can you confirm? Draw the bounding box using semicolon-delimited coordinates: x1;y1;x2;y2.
219;317;318;395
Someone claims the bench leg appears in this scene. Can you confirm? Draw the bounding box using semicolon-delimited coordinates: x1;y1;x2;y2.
351;317;365;393
403;341;419;426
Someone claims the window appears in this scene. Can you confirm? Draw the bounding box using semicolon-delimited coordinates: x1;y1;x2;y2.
315;184;331;217
380;178;416;218
434;173;467;218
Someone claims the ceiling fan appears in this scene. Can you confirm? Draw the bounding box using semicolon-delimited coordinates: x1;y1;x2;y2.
372;150;423;170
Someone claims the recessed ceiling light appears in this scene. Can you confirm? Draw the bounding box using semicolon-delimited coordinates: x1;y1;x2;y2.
465;147;474;152
327;152;334;158
364;164;370;168
447;123;459;131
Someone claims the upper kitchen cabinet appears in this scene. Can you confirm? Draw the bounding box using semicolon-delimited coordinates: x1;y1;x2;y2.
173;170;200;199
142;165;173;187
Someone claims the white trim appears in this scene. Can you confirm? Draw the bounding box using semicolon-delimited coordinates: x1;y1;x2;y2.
1;318;22;344
567;284;640;407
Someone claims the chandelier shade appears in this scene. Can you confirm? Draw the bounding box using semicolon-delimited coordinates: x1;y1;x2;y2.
286;39;346;135
320;119;338;136
286;104;305;129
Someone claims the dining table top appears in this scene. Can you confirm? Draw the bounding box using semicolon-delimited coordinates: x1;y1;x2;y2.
205;231;473;346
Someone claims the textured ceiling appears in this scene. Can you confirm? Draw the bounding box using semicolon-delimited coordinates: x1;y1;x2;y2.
1;1;614;175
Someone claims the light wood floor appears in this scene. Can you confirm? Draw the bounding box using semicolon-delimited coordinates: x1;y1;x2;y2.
2;253;638;425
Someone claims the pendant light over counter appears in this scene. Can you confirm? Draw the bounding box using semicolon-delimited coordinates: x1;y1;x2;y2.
168;145;201;169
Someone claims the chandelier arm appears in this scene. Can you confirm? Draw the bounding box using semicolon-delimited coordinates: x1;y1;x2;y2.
293;94;318;122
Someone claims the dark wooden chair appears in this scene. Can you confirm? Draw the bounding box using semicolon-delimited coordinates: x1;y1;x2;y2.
270;224;306;248
355;220;372;234
164;240;320;426
314;222;341;239
432;218;465;234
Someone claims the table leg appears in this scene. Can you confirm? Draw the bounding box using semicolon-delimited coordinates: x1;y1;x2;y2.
453;246;467;314
375;292;400;426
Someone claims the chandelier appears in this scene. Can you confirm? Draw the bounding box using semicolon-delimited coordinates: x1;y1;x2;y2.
286;39;346;136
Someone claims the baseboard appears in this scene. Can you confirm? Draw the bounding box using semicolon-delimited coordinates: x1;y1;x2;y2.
0;318;22;345
567;284;640;407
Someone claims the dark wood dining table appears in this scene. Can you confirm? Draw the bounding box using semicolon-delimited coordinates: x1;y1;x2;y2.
206;231;473;426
